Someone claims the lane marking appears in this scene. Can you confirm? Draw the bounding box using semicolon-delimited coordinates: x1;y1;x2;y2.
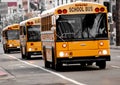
111;65;120;69
4;54;86;85
117;56;120;58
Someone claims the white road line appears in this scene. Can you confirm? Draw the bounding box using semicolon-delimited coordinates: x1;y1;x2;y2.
111;65;120;69
117;56;120;58
4;54;86;85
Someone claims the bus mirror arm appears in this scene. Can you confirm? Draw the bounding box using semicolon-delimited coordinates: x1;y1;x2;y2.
56;34;65;42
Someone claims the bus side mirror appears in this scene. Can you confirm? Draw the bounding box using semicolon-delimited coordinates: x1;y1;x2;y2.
108;12;113;24
108;16;112;23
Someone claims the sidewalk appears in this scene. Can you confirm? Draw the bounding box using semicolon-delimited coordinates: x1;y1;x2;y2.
110;45;120;49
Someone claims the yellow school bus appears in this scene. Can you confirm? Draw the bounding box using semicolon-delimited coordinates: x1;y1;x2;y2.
2;24;20;53
20;17;42;59
41;2;111;70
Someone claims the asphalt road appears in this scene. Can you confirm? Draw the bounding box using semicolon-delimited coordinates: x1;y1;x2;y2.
0;43;120;85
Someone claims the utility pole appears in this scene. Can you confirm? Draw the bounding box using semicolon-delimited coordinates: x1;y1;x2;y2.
116;0;120;46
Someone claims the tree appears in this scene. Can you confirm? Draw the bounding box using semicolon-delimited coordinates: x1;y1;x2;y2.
39;0;46;13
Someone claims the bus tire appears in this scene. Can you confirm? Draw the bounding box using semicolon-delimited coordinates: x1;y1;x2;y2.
26;53;31;60
51;47;55;69
45;61;50;68
43;46;50;68
7;50;10;53
24;46;31;60
51;47;62;71
3;45;7;53
55;63;62;71
96;61;106;69
21;46;26;59
3;45;10;53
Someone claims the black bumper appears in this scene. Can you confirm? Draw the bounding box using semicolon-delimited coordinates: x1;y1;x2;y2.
57;55;110;64
28;51;42;55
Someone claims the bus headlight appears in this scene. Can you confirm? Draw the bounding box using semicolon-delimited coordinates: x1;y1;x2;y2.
98;50;102;55
29;48;32;51
100;42;104;46
102;50;107;55
59;52;64;57
17;46;20;48
99;50;108;55
9;44;13;47
62;43;67;48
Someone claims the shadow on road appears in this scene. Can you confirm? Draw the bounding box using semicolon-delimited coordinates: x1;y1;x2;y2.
46;64;102;72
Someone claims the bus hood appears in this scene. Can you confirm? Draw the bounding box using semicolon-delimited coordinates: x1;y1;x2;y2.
68;41;98;50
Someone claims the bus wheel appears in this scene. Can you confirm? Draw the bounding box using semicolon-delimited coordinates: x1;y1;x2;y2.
45;61;50;68
7;50;10;53
5;49;10;53
3;45;8;53
21;47;26;59
3;45;6;53
96;61;106;69
21;53;26;59
51;61;55;69
55;63;62;71
4;50;7;53
26;53;31;60
4;48;7;53
51;47;55;69
43;46;50;68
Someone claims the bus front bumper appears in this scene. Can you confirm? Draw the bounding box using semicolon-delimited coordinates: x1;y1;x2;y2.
8;47;20;51
28;51;42;55
56;55;110;64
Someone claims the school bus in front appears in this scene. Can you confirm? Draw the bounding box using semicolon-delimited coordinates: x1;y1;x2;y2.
19;17;42;59
41;2;111;70
1;24;20;53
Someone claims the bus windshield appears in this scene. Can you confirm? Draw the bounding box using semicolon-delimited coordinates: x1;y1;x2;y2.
7;30;19;40
56;13;108;41
27;25;40;41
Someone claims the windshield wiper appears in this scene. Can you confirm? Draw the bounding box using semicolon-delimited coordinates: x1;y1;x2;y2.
56;34;65;42
61;33;75;38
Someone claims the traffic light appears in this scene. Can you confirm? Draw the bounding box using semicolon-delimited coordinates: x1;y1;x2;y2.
104;1;110;12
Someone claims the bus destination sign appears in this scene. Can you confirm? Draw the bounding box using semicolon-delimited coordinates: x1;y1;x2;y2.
69;3;93;12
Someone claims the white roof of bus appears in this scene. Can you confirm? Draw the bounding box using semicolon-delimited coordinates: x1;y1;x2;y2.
41;1;104;16
20;17;40;26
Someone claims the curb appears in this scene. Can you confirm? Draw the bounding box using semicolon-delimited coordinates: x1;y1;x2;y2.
110;45;120;50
